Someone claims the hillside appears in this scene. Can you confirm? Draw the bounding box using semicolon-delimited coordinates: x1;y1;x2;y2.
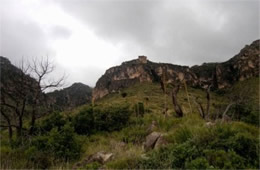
47;83;92;111
0;40;259;169
93;40;259;100
2;76;258;169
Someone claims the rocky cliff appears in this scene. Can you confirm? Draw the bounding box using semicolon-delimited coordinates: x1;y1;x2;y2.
93;40;259;100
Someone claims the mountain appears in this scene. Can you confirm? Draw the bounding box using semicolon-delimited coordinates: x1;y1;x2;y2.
47;83;92;110
93;40;259;100
0;56;40;102
0;56;92;111
191;39;259;89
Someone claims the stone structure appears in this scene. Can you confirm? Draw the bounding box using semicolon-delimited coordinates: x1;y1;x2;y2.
138;55;147;64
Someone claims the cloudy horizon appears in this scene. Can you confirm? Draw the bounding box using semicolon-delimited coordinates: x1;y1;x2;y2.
0;0;259;87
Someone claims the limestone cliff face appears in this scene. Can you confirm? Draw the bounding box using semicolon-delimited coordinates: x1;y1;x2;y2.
93;40;259;100
93;56;198;100
191;39;259;89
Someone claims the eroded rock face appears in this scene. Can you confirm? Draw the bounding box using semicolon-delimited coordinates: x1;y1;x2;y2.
93;40;259;100
191;40;260;89
93;56;197;100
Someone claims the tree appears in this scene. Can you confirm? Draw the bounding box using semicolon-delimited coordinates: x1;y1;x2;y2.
0;59;32;140
28;57;65;135
171;84;184;117
193;85;212;119
0;56;65;141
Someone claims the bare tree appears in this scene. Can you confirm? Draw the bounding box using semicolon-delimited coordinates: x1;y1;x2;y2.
28;57;65;135
160;67;168;118
0;59;32;140
171;84;183;117
0;56;65;140
193;85;212;119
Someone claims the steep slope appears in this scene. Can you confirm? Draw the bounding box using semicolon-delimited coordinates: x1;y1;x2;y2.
93;56;198;100
93;40;259;100
47;82;92;110
191;39;259;88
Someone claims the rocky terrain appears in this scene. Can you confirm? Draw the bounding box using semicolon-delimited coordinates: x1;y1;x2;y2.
93;40;259;100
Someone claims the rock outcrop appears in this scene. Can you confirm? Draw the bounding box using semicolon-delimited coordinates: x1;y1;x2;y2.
191;39;260;89
93;56;198;100
93;40;259;100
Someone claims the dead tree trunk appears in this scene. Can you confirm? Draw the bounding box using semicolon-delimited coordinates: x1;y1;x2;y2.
171;84;183;117
205;85;212;119
193;85;212;120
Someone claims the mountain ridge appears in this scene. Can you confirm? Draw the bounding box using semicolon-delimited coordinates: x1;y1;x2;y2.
93;40;259;100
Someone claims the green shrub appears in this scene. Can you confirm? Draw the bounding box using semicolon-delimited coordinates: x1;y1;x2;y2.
32;123;81;161
48;123;81;161
84;162;102;169
73;107;94;135
38;112;66;133
120;126;148;144
174;126;193;143
137;122;259;169
72;105;131;134
185;157;210;169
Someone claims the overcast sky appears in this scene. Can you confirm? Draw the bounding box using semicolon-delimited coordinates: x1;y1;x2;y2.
0;0;259;87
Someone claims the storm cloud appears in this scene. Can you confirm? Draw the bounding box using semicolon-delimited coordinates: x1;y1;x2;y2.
0;0;259;87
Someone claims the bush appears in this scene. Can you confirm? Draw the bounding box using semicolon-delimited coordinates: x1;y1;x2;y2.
73;107;94;135
32;123;81;161
37;112;66;133
73;105;131;134
120;126;148;144
136;122;259;169
185;157;210;169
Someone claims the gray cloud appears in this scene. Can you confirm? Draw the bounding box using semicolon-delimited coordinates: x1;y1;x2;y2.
1;0;259;87
56;0;259;65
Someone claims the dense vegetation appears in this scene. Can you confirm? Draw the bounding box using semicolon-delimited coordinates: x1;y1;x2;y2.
1;78;259;169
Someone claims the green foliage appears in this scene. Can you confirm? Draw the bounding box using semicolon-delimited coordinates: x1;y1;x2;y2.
84;162;102;169
137;122;259;169
32;123;81;161
185;157;210;169
37;112;66;133
120;126;148;144
73;107;94;135
106;157;139;169
134;102;145;117
73;105;131;134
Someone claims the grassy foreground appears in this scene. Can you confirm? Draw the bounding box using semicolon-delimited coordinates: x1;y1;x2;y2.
1;78;259;169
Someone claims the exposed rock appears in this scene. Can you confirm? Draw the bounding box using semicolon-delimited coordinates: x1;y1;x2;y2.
87;151;114;164
93;56;197;100
93;40;259;100
146;121;158;134
72;151;114;169
206;121;215;127
191;39;259;89
144;132;162;151
154;135;168;149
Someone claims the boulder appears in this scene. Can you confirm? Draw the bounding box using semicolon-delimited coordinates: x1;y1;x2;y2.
154;135;168;149
72;151;114;169
88;151;114;164
144;132;161;151
146;121;158;133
